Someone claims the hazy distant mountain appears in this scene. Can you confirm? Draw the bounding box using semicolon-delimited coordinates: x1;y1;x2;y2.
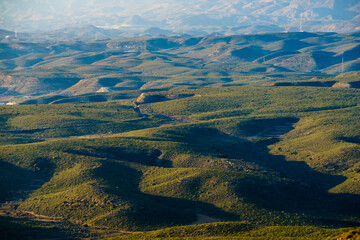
1;0;360;36
41;25;123;41
1;32;359;97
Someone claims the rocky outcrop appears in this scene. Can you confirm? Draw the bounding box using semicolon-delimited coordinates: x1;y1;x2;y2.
135;93;194;104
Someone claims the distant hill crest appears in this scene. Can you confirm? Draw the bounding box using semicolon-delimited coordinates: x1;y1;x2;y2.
1;0;359;35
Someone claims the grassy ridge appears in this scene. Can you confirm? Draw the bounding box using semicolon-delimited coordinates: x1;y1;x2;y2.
111;222;360;240
142;86;360;118
140;86;360;180
2;33;359;100
0;84;359;234
0;138;196;230
0;100;169;141
0;215;89;240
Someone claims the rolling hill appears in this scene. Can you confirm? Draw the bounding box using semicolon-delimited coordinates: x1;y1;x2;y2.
1;0;360;35
0;25;360;239
0;72;360;238
0;32;359;103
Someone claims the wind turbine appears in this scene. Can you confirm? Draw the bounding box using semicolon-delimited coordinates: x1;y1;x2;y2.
284;17;289;33
299;15;304;32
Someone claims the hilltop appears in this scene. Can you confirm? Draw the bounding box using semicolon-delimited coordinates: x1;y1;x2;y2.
0;71;360;238
1;0;360;35
0;32;359;102
0;26;359;239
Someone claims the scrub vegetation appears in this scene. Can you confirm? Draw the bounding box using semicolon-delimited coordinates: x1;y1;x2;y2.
0;32;359;239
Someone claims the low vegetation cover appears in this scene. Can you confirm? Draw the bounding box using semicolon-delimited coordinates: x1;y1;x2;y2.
111;222;360;240
1;33;359;103
0;72;360;238
0;31;360;239
0;100;168;141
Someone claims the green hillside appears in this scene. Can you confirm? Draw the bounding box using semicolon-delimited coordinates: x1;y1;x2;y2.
0;77;360;238
1;32;359;103
0;33;360;239
111;222;360;240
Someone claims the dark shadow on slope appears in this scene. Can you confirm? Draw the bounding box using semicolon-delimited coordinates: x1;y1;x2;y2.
349;81;360;89
57;116;360;228
0;159;54;203
144;118;360;225
231;46;272;62
0;215;90;240
9;128;51;134
312;51;340;70
339;136;360;144
65;146;172;167
93;161;238;230
273;81;336;87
